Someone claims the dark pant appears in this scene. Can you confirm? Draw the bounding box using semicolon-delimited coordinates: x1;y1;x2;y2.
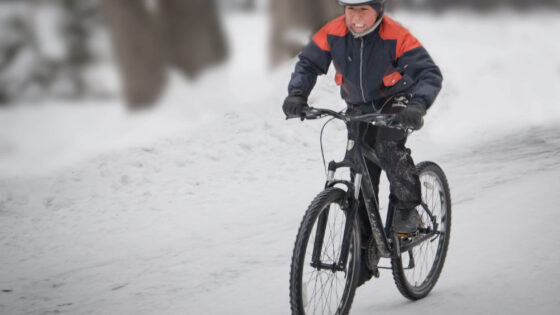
356;123;422;274
360;123;422;211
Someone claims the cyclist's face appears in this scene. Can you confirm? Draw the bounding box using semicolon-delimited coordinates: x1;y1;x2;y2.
345;5;378;34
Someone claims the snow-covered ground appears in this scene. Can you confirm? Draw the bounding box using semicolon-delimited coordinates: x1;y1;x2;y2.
1;10;560;315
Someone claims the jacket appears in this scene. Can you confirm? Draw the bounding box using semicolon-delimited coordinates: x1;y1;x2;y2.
288;14;443;113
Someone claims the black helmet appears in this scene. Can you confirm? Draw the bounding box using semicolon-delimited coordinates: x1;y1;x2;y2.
338;0;386;16
338;0;386;6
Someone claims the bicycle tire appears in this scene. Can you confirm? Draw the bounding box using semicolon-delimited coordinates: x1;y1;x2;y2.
289;188;361;315
391;161;452;300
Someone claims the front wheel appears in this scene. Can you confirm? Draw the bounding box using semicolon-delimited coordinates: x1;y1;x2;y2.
289;188;361;315
391;161;452;300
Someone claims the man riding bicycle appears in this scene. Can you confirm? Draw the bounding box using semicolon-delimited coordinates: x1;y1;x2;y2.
282;0;443;235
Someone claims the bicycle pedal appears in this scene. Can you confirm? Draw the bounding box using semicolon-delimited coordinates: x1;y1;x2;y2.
396;231;419;238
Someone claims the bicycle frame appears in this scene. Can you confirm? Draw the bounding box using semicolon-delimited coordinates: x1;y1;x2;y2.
310;118;439;272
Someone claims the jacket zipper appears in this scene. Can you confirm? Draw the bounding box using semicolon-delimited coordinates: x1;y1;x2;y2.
359;38;366;103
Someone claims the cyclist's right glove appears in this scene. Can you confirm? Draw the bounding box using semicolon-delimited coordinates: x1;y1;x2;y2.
283;90;309;117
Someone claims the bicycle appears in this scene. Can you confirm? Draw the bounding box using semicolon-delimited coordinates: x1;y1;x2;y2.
288;107;452;315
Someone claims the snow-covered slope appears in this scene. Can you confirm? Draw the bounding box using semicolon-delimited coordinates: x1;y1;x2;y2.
1;10;560;315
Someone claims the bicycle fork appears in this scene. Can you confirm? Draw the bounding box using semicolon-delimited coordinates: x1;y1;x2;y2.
310;168;367;272
310;199;358;272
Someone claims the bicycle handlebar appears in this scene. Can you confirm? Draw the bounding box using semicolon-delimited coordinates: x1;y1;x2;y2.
287;107;410;131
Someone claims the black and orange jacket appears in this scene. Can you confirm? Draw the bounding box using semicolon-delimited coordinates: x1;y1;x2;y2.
288;15;443;112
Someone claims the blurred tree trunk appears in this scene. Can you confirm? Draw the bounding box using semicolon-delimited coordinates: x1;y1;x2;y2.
239;0;256;11
101;0;166;109
101;0;228;109
470;0;495;10
270;0;342;66
386;0;404;10
430;0;449;11
159;0;228;79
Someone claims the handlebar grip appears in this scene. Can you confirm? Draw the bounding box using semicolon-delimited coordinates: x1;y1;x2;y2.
286;107;317;121
285;114;301;120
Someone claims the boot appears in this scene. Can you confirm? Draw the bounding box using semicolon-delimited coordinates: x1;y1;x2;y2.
356;259;375;287
392;208;420;234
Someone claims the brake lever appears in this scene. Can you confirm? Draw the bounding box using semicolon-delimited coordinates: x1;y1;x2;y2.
302;108;323;120
379;116;409;132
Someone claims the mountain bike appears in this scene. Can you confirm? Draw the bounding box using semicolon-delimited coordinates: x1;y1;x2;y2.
288;107;451;315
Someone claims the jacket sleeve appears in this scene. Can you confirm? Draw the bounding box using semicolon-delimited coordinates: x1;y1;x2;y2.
397;45;443;110
287;40;332;98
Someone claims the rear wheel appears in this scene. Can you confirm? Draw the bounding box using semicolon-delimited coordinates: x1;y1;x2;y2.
289;188;361;315
391;161;452;300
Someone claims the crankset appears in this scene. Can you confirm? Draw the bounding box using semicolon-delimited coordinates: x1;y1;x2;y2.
365;236;380;278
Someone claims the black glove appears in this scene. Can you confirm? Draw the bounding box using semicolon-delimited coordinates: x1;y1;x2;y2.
282;90;308;117
394;100;426;130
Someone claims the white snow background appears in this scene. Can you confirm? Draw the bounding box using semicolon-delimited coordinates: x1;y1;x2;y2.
1;9;560;315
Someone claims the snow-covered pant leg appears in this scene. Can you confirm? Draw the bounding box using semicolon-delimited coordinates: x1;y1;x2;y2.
361;124;422;210
373;136;422;210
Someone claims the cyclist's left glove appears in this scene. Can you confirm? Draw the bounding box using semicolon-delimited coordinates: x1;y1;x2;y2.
283;90;309;117
394;100;426;130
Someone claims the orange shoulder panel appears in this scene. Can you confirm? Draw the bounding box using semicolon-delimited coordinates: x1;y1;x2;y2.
379;15;422;60
312;15;348;52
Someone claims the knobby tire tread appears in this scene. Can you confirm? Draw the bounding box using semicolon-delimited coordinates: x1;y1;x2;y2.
391;161;452;300
289;188;359;315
